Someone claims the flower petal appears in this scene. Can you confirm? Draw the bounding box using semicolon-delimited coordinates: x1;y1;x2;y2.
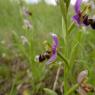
75;0;82;14
72;15;81;25
77;70;88;84
52;33;58;49
46;53;57;64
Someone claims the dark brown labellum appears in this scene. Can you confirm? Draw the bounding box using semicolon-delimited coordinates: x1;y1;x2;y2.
90;20;95;29
39;54;46;62
83;15;89;26
44;51;51;59
37;50;52;62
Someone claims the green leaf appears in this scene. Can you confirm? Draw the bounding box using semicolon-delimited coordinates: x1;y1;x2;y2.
65;83;79;95
43;88;58;95
63;0;71;12
69;41;79;65
68;22;75;33
59;0;67;25
65;0;70;11
58;51;69;68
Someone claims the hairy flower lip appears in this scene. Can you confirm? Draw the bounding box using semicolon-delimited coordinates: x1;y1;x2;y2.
46;33;58;64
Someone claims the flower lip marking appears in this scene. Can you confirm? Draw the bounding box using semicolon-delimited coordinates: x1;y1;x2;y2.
35;50;52;63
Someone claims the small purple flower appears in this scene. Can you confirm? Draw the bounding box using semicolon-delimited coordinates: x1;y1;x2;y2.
77;70;88;84
46;33;58;64
73;0;95;29
77;70;94;94
72;0;95;28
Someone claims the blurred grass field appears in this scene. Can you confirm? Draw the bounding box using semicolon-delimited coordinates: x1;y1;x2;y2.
0;0;95;95
0;0;62;94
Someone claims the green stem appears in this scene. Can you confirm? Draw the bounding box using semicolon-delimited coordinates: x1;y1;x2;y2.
9;78;17;95
65;83;79;95
57;51;69;68
67;22;75;33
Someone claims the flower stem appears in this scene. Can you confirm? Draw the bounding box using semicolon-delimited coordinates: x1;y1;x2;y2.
57;51;69;68
65;83;79;95
67;22;75;33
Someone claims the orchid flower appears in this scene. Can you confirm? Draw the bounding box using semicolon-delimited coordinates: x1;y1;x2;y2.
23;19;32;29
77;70;88;84
73;0;95;29
73;0;89;26
35;33;58;64
46;33;58;64
22;7;32;17
77;70;94;95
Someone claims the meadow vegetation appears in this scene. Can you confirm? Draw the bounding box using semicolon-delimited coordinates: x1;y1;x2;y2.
0;0;95;95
